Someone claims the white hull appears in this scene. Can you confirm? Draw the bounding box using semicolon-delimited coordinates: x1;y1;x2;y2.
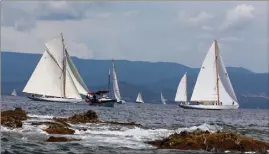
179;103;239;110
28;96;83;103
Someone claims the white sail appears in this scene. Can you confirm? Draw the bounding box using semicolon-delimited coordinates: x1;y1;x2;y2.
161;92;166;104
66;51;89;95
191;41;218;102
217;45;239;105
23;34;83;99
175;73;188;102
190;40;238;105
11;89;17;96
136;92;144;103
112;62;122;102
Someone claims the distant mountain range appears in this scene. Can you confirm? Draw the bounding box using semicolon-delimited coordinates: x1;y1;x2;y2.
1;51;268;109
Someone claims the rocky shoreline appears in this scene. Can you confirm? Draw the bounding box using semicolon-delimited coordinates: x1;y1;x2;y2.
146;129;269;153
1;108;141;142
2;107;269;153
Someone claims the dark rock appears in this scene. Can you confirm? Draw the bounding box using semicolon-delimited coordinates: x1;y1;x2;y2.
146;129;269;153
1;107;27;128
53;109;99;124
43;123;75;134
46;136;81;142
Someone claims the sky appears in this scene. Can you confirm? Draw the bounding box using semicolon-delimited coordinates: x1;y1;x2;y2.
1;1;268;73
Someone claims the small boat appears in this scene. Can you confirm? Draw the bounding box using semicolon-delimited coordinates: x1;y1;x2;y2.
161;92;166;104
86;90;116;107
11;89;17;96
22;33;89;103
111;61;126;104
136;92;144;103
178;40;239;110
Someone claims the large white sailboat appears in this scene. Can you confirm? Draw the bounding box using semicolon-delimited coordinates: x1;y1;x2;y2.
23;33;89;103
174;73;189;105
111;61;125;104
178;40;239;110
136;92;144;103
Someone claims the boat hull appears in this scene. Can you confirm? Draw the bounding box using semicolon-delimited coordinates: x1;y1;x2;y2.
28;96;82;103
116;100;126;104
88;98;116;107
136;101;144;104
178;103;239;110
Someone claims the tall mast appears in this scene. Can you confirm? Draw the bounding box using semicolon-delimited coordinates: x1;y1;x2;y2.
61;33;66;98
214;40;220;105
185;73;188;104
108;69;111;97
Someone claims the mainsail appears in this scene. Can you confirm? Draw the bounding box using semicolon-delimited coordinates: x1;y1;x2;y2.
22;33;88;99
112;62;122;102
136;92;144;103
11;89;17;96
175;73;187;103
190;40;238;105
161;92;166;104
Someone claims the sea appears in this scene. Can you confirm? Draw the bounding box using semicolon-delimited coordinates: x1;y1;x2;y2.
1;96;269;154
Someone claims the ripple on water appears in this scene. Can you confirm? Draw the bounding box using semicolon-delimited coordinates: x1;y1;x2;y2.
1;96;269;153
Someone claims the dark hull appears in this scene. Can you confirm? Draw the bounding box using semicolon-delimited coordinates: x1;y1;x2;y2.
88;99;116;107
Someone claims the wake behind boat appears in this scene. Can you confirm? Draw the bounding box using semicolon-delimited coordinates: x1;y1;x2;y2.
177;40;239;110
22;33;89;103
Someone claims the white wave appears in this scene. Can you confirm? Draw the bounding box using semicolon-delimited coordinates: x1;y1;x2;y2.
1;121;222;150
72;123;222;149
27;114;54;119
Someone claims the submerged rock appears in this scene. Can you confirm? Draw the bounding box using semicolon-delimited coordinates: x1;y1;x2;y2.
46;136;81;142
43;123;75;134
54;110;99;124
146;129;269;153
1;107;27;128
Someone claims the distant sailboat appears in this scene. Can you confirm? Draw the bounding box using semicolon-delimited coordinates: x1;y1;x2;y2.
11;89;17;96
112;61;125;104
22;33;89;103
178;40;239;110
136;92;144;103
174;73;188;105
161;92;166;104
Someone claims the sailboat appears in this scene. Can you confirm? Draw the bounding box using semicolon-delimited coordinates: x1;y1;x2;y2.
174;73;189;105
111;61;125;104
178;40;239;110
86;69;116;107
161;92;166;104
136;92;144;103
22;33;89;103
11;89;17;96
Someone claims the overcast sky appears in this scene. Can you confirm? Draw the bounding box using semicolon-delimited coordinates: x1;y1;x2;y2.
1;1;268;73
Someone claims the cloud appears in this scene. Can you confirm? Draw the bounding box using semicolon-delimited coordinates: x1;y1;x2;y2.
202;26;213;31
122;10;140;17
178;11;214;26
1;1;268;73
1;1;103;31
220;4;255;31
220;36;243;43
